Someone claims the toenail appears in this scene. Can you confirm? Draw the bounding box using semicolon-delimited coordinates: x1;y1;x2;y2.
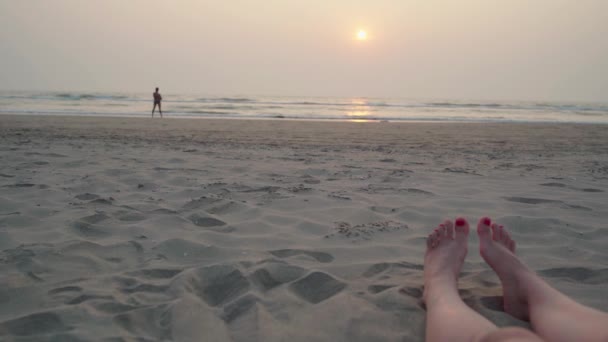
455;218;466;226
483;217;491;226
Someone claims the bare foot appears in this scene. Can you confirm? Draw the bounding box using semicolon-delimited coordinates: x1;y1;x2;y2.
423;218;469;305
477;217;531;321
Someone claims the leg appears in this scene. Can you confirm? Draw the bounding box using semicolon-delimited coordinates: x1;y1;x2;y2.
479;328;543;342
424;218;497;341
478;217;608;342
159;103;162;118
152;103;157;117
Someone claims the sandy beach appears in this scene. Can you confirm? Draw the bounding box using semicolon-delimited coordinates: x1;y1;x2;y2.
0;115;607;341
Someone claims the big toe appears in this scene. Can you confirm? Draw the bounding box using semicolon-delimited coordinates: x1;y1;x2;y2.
454;217;470;241
477;216;493;243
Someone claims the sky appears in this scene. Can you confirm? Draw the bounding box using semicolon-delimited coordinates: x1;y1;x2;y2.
1;0;607;101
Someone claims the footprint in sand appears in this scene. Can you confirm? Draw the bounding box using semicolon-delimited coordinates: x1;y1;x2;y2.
188;214;234;233
249;262;307;292
221;294;262;323
288;272;346;304
540;182;604;193
0;312;70;337
538;267;608;285
74;193;101;201
174;265;250;307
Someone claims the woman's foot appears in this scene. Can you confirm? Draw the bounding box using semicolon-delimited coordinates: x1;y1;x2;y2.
477;217;531;321
423;218;470;305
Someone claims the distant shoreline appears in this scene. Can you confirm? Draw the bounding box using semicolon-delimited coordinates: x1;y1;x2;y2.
1;112;607;125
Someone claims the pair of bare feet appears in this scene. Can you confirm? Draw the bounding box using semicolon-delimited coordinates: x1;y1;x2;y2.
423;217;608;342
424;217;524;319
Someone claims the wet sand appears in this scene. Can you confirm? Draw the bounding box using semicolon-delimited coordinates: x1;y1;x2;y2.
1;115;607;341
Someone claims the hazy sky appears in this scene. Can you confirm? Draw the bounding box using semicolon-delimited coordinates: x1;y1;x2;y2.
1;0;607;101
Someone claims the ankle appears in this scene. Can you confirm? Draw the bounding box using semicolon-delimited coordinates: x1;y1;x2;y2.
424;274;458;295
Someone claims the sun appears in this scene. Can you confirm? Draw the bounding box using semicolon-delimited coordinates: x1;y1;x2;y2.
356;30;368;41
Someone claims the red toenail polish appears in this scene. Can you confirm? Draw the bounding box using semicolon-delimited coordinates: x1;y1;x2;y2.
483;218;491;226
455;218;466;226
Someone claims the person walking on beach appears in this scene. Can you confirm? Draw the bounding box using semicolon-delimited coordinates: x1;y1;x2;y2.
423;216;608;342
152;87;163;118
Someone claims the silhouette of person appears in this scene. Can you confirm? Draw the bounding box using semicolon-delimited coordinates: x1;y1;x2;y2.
152;87;162;118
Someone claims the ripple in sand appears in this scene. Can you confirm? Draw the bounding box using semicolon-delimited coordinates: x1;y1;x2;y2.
93;301;139;314
443;167;483;176
362;262;423;278
540;182;567;188
403;188;435;195
122;283;170;295
48;286;82;295
65;294;113;305
328;191;351;200
503;197;561;204
503;197;592;211
399;286;423;299
128;268;183;280
368;284;397;294
269;249;334;263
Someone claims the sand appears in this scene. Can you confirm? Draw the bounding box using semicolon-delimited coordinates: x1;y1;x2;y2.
0;115;607;341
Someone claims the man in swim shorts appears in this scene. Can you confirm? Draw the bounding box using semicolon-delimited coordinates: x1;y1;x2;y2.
152;87;162;118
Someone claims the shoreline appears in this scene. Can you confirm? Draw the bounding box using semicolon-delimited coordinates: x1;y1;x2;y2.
2;112;608;125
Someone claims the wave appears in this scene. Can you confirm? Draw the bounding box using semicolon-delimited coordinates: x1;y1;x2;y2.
428;102;504;108
195;97;255;103
183;110;233;115
52;93;131;101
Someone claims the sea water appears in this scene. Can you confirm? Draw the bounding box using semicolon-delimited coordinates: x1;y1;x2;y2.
1;91;607;123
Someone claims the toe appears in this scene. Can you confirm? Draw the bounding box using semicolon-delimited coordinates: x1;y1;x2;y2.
438;224;447;237
477;217;492;241
500;225;510;240
444;220;454;239
454;217;470;241
491;223;500;241
499;225;508;243
431;230;440;246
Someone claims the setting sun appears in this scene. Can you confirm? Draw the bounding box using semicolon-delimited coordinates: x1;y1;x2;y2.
356;30;368;41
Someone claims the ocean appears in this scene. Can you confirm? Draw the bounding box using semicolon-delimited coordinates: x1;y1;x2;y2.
1;91;607;124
